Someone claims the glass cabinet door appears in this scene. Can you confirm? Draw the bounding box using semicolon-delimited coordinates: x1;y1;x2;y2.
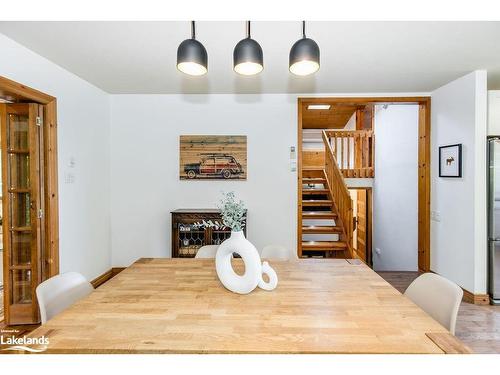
1;103;44;325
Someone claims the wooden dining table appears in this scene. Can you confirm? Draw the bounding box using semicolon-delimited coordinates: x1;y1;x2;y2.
26;258;472;354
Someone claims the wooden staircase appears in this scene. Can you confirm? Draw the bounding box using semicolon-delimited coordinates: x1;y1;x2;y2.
298;129;361;259
300;168;350;257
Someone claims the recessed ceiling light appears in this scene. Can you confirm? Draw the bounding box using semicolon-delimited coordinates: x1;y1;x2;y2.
307;104;331;110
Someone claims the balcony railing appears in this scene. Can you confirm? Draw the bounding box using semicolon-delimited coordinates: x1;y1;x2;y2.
323;130;375;178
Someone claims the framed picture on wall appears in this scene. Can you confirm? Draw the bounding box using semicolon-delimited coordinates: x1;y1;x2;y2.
179;135;247;180
439;143;462;178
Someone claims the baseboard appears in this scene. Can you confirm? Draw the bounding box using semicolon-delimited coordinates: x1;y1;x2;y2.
462;289;490;305
91;267;126;289
429;269;489;305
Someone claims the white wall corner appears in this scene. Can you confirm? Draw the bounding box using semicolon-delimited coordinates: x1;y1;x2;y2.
474;70;488;294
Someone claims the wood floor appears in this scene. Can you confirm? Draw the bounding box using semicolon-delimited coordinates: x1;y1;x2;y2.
377;271;500;354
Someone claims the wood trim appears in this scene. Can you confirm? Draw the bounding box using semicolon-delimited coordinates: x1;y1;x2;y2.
0;103;10;325
90;267;126;289
91;270;113;288
297;100;303;257
300;97;431;105
462;288;490;305
418;101;431;272
0;76;59;280
429;269;490;305
44;100;59;277
0;75;55;104
425;333;473;354
298;97;431;267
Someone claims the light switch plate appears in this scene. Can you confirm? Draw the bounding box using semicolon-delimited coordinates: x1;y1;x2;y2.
431;210;441;222
64;172;75;184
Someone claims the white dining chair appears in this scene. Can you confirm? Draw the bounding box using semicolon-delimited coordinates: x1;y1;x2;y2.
195;245;219;258
404;273;463;335
261;245;289;260
36;272;94;324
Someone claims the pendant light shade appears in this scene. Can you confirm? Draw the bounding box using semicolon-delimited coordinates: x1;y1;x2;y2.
177;21;208;76
289;21;320;76
233;21;263;76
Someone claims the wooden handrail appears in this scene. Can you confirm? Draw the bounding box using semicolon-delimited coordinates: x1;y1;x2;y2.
322;131;354;258
324;129;375;178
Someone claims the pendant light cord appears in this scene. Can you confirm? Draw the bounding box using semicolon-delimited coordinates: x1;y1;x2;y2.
191;20;196;39
246;20;251;39
302;20;306;38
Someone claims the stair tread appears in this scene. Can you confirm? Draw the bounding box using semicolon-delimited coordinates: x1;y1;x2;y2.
302;200;333;207
303;199;332;202
303;178;326;184
302;241;347;250
302;225;342;234
302;211;338;219
303;188;329;193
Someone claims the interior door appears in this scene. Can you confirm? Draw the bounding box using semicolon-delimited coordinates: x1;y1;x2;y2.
1;103;44;325
356;189;367;262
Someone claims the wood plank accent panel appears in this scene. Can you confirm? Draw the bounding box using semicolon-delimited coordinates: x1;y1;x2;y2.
26;258;452;354
302;150;325;169
426;333;474;354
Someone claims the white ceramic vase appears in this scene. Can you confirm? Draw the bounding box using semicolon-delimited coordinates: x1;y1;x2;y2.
215;231;278;294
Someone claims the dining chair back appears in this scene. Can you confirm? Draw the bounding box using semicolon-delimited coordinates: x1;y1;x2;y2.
195;245;219;258
36;272;94;324
261;245;289;260
404;272;463;335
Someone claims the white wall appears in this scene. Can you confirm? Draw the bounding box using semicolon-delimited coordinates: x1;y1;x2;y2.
431;70;488;294
488;90;500;135
372;105;419;271
0;34;112;281
110;95;297;266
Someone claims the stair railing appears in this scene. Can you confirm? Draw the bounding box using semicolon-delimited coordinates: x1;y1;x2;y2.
324;129;375;178
322;130;354;258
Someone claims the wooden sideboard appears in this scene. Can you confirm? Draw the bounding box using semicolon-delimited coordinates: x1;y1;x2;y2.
171;209;247;258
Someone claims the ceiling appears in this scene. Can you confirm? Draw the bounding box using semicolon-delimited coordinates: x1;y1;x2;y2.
302;104;361;129
0;21;499;94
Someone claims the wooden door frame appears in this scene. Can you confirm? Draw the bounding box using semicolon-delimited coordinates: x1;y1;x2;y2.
348;186;373;267
0;75;59;282
297;97;431;272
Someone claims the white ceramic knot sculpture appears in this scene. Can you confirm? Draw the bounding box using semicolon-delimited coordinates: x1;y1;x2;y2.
215;231;278;294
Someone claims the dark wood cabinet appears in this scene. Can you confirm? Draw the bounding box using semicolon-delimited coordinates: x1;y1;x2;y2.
171;209;247;258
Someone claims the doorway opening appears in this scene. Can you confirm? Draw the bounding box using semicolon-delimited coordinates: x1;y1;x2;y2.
297;97;431;272
0;76;59;326
350;187;372;267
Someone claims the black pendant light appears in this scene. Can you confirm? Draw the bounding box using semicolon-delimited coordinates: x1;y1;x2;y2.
289;21;320;76
233;21;264;76
177;21;208;76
